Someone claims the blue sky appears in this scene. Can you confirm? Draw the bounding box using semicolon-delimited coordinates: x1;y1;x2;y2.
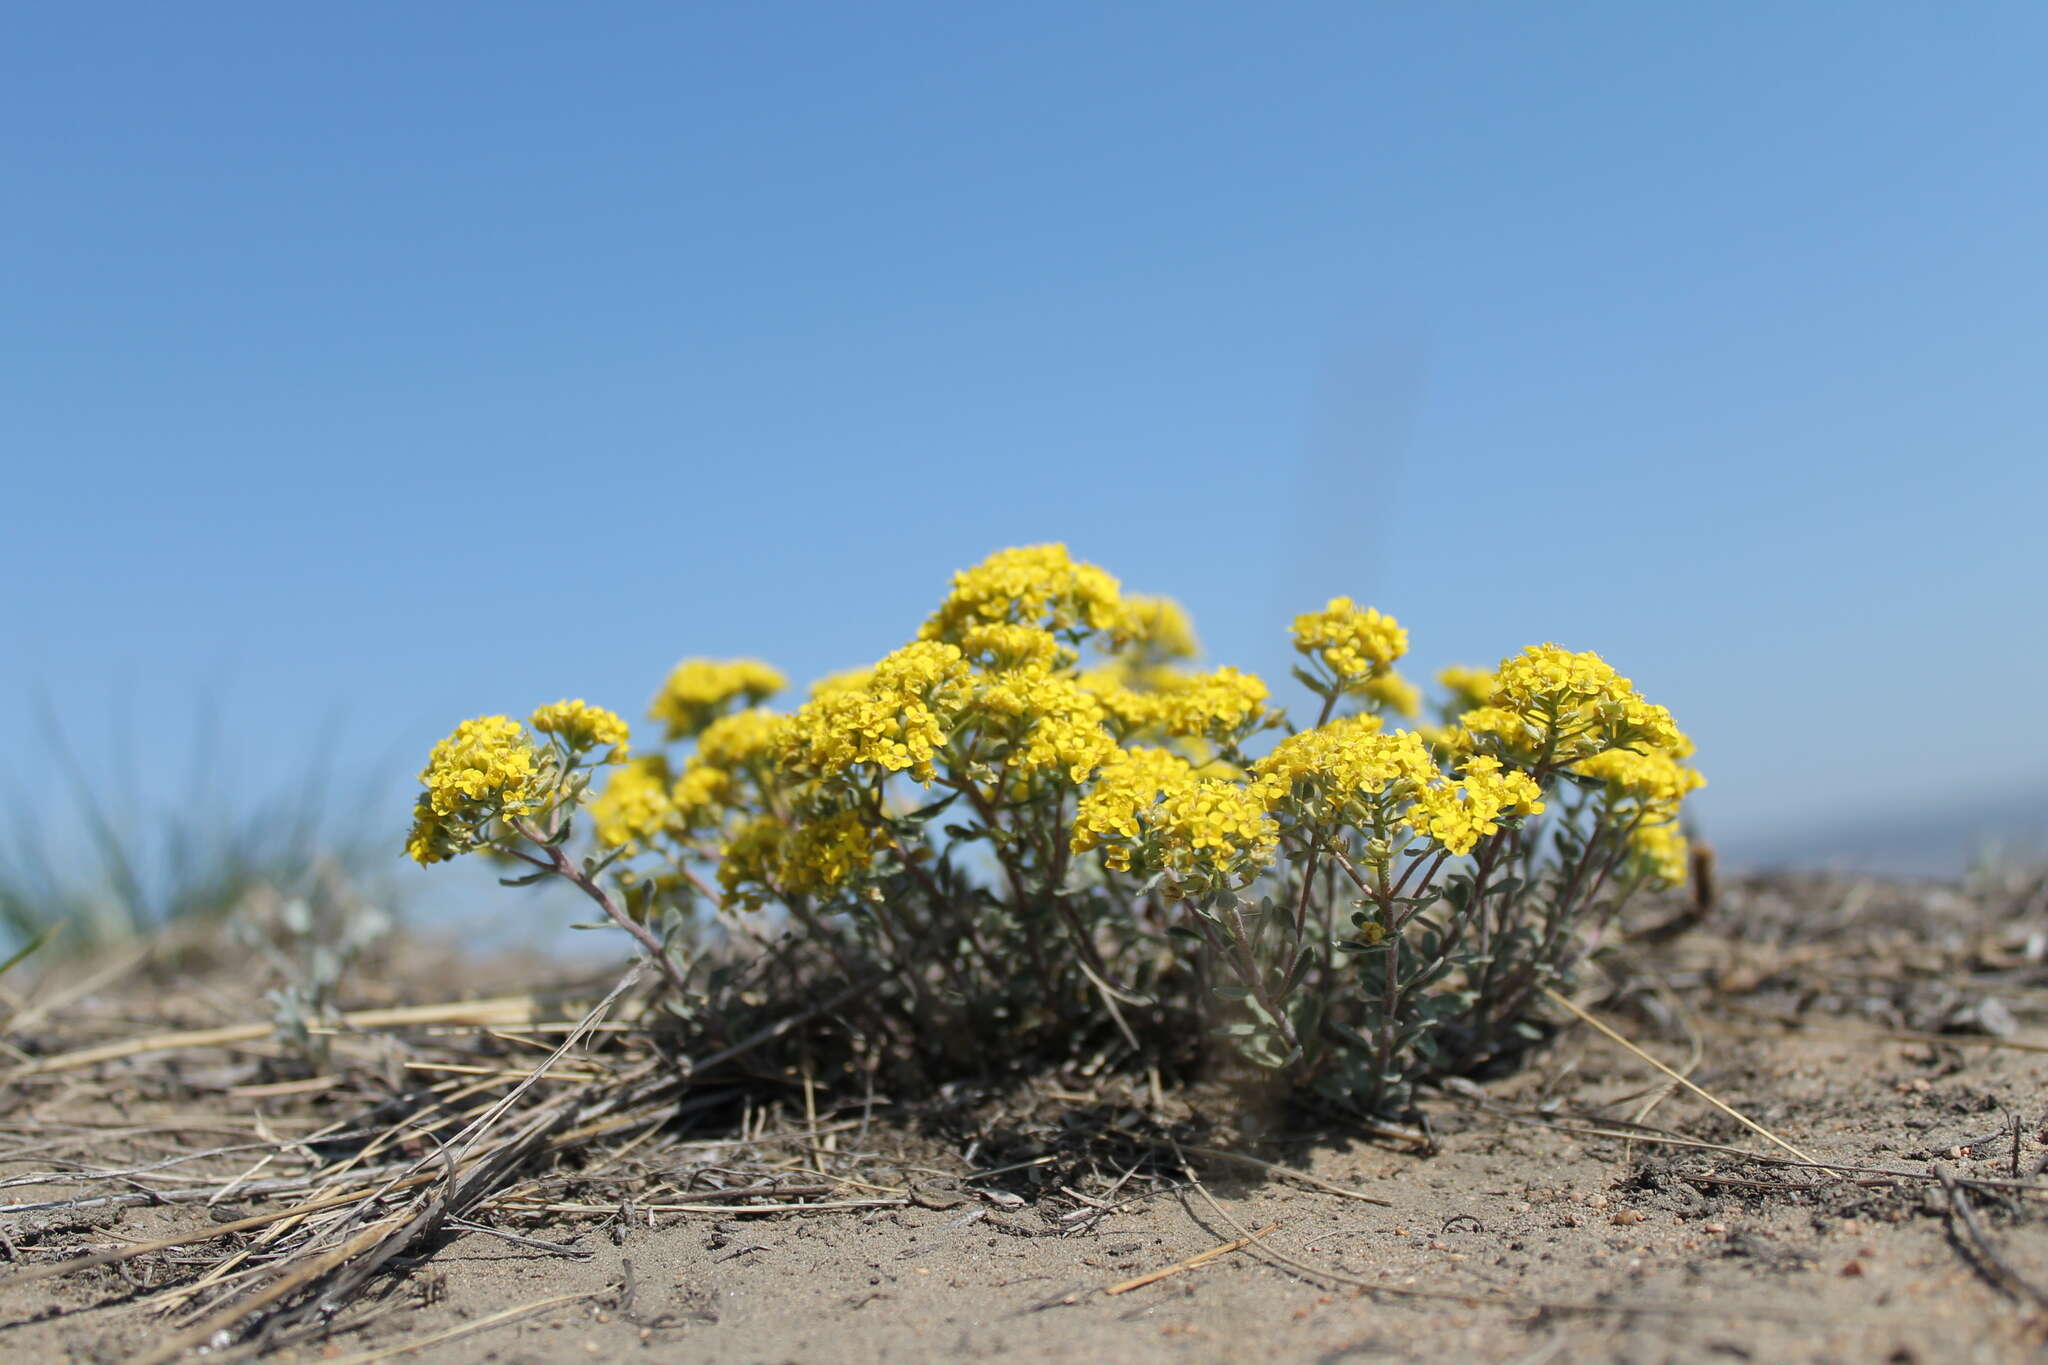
6;2;2045;907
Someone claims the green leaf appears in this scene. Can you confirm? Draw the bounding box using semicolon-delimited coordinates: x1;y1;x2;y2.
903;792;961;822
1290;665;1332;697
0;922;61;979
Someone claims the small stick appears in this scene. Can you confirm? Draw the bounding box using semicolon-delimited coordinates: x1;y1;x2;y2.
1106;1223;1281;1294
1936;1164;2048;1310
1543;987;1819;1166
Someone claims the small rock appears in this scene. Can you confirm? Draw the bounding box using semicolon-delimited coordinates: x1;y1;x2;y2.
1943;997;2017;1038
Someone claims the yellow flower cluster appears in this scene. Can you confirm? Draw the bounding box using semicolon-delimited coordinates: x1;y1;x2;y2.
1071;746;1278;888
1361;669;1422;718
1118;594;1199;661
1566;712;1702;887
528;699;629;755
1161;667;1271;740
694;707;789;770
1408;756;1545;856
1106;666;1271;743
416;716;541;813
650;658;786;740
1572;746;1706;807
1154;778;1278;886
1436;665;1498;711
1490;644;1681;756
922;544;1126;642
1253;720;1543;857
1449;705;1542;763
1072;747;1201;870
1291;598;1407;685
717;809;875;909
589;756;677;850
959;622;1066;674
809;667;875;699
781;641;970;784
1629;818;1689;887
716;815;785;911
973;665;1120;784
1252;717;1426;816
405;716;543;864
670;762;733;826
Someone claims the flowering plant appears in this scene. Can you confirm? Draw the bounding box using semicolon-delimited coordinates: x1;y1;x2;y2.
406;546;1702;1114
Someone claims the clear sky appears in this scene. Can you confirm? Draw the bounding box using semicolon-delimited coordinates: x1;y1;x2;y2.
7;2;2045;902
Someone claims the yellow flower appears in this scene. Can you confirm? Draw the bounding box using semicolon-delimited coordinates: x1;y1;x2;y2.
781;640;971;784
1116;594;1199;660
1361;669;1422;719
1417;723;1473;760
406;715;545;864
1252;717;1425;818
1454;705;1544;764
1154;778;1278;882
588;756;678;850
1072;747;1275;886
1408;756;1545;856
528;699;629;755
716;809;874;908
1147;667;1272;742
1072;747;1201;871
1491;644;1682;757
778;810;876;897
959;623;1066;674
1572;746;1706;808
1436;665;1497;711
403;800;462;865
971;666;1121;784
670;761;733;828
717;815;786;911
922;544;1127;643
808;667;875;699
1629;818;1690;887
1080;669;1165;735
650;659;786;740
694;708;790;769
1291;598;1408;686
415;715;541;819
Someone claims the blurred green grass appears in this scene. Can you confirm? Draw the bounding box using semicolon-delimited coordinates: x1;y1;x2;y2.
0;693;400;955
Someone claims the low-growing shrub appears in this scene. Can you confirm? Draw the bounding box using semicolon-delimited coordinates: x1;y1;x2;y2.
405;545;1702;1116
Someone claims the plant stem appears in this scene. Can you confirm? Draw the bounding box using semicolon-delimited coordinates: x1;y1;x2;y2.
1287;690;1342;937
511;820;694;1002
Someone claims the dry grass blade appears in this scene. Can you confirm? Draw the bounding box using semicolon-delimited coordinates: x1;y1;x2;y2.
1105;1222;1280;1294
108;972;642;1362
6;1176;437;1284
312;1287;613;1365
1542;987;1820;1166
8;996;544;1077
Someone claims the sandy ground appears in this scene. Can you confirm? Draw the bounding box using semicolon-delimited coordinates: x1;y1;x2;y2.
7;875;2048;1362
